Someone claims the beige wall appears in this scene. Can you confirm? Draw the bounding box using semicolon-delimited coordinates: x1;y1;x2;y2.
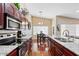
32;16;52;36
56;16;79;37
56;16;79;24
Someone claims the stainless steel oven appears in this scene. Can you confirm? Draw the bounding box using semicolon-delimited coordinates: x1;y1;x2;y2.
4;13;21;30
0;33;17;45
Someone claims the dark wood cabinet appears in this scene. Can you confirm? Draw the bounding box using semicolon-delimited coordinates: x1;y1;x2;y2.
15;11;20;19
0;4;4;28
5;3;14;16
0;3;23;29
49;43;55;56
7;48;18;56
19;41;28;56
4;3;20;20
0;13;4;28
0;3;4;13
48;37;77;56
19;38;32;56
13;5;21;20
63;46;77;56
54;46;63;56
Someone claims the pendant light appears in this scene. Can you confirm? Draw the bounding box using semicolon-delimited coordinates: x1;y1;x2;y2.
38;11;44;25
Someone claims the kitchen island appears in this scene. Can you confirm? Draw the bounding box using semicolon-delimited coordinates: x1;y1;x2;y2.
48;35;79;56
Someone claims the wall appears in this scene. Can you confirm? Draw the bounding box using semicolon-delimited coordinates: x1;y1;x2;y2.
61;24;76;37
52;16;56;37
56;16;79;24
32;16;52;36
56;16;79;37
21;14;32;39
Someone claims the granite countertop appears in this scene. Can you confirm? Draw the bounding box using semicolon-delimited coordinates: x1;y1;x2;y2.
0;42;24;56
0;36;32;56
49;36;79;55
0;45;18;56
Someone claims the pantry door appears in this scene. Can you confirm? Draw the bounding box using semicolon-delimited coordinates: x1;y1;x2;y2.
33;26;48;35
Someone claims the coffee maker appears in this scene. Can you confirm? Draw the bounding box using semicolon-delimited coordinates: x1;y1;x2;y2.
17;30;22;44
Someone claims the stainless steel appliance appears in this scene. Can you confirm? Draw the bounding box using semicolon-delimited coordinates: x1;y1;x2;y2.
4;13;21;29
0;33;17;45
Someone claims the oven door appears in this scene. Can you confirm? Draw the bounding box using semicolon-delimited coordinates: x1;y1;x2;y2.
0;37;16;45
6;16;21;29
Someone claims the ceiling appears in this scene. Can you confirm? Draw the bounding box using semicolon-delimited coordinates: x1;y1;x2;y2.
21;3;79;19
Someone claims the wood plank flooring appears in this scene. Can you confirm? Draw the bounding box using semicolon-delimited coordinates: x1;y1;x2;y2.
26;36;50;56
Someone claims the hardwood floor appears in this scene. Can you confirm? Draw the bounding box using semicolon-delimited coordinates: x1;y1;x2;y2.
24;35;77;56
26;36;50;56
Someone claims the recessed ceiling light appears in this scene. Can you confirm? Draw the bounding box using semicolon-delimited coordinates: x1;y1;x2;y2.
39;11;43;13
76;10;79;13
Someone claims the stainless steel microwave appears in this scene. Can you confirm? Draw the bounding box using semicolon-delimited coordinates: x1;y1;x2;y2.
4;13;21;30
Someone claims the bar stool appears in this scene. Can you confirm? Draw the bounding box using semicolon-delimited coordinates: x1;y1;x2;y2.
37;34;41;43
37;34;41;48
42;36;50;47
40;34;43;44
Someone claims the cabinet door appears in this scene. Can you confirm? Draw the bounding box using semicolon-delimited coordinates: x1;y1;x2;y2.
48;41;55;56
7;48;18;56
19;41;28;56
15;11;20;19
13;4;20;20
0;4;4;29
0;3;4;13
20;14;25;22
54;46;63;56
63;47;77;56
5;3;14;15
0;13;4;29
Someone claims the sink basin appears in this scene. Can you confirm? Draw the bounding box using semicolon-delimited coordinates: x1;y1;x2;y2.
55;37;73;42
55;37;66;41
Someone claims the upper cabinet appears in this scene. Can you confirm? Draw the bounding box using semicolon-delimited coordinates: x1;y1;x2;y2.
5;3;21;21
5;3;14;16
0;3;23;29
0;3;31;30
0;3;4;13
0;4;4;28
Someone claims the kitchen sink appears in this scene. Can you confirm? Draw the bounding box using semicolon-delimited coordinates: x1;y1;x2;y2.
55;37;74;42
55;37;67;42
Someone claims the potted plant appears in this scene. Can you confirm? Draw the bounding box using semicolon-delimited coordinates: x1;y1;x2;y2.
14;3;20;10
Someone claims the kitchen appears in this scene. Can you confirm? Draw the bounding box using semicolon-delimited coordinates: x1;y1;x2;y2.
0;3;32;56
0;3;79;56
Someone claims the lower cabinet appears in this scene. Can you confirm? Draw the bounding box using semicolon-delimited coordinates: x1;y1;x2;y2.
7;48;18;56
63;47;77;56
49;38;77;56
49;42;55;56
54;46;63;56
19;41;27;56
19;38;32;56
